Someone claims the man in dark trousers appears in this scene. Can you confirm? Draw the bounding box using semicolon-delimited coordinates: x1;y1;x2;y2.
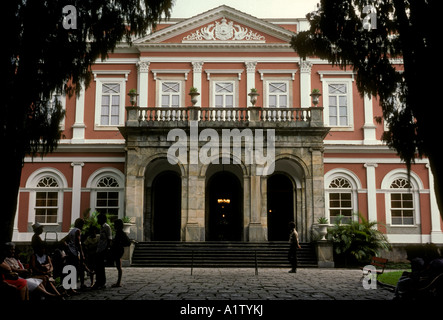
288;221;301;273
92;213;112;289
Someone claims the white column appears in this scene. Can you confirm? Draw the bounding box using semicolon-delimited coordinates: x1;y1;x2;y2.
71;162;84;225
245;61;257;105
427;163;443;243
363;95;377;144
299;60;312;108
364;163;378;222
71;85;86;143
137;60;150;107
192;61;204;107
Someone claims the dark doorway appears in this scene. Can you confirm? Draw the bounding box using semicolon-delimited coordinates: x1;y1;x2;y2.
152;171;181;241
267;174;295;241
206;171;242;241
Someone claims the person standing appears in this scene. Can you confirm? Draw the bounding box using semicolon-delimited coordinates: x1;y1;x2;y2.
64;218;86;289
110;219;131;288
288;221;301;273
92;213;112;290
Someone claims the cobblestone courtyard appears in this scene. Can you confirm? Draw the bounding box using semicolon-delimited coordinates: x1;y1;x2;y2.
67;267;395;301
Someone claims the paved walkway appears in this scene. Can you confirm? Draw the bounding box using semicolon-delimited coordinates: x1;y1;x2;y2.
66;267;395;301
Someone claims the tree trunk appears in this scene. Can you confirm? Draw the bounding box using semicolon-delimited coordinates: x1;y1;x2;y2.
0;145;24;244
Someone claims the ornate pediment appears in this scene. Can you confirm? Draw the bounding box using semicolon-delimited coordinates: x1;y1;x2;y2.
133;5;295;48
182;17;266;42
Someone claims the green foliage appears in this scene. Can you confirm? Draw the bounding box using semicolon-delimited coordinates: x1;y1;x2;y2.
317;217;329;224
82;209;114;236
1;0;173;243
290;1;443;227
378;270;409;287
326;213;391;264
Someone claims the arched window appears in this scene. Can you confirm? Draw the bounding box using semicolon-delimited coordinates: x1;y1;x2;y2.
325;169;361;225
87;168;124;223
389;178;414;225
381;169;423;227
95;176;120;222
26;168;67;226
35;177;59;224
328;177;353;224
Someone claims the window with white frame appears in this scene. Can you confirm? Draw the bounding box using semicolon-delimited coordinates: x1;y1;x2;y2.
87;169;125;223
161;81;181;108
34;176;60;224
94;176;121;222
267;82;288;108
94;78;126;129
390;178;414;225
321;78;354;129
100;83;121;126
214;81;235;108
328;83;349;126
328;177;353;224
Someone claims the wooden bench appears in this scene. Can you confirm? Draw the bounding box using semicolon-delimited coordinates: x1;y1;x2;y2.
361;256;388;276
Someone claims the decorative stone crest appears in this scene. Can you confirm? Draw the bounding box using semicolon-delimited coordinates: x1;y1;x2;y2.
183;17;266;42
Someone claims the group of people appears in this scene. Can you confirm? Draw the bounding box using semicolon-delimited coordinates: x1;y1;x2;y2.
0;213;131;301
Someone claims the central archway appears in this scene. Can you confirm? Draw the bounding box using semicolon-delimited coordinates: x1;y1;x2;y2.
151;171;181;241
206;170;243;241
267;173;295;241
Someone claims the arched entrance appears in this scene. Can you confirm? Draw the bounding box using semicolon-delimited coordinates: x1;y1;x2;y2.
151;171;181;241
206;171;243;241
267;173;295;241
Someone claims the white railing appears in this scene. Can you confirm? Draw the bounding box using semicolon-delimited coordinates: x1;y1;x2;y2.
126;106;322;125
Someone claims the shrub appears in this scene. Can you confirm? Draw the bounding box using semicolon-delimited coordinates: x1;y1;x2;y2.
326;213;391;265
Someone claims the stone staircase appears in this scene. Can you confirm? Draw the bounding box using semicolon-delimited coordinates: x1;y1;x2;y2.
131;241;318;268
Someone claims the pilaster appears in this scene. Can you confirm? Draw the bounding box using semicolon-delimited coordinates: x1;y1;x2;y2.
137;60;150;108
299;60;313;108
71;162;84;224
364;163;378;222
192;61;204;107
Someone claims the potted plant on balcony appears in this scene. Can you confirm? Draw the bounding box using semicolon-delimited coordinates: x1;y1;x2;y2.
128;89;139;106
310;88;321;107
189;87;200;106
248;88;259;106
317;216;329;241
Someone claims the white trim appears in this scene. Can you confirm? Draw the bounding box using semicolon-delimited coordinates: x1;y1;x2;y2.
205;69;243;81
132;5;295;45
318;70;355;80
71;162;84;224
86;168;125;219
364;163;378;222
321;78;354;130
24;156;125;163
25;168;68;226
151;69;190;81
156;78;186;108
72;86;86;143
324;169;362;223
86;167;125;189
386;234;431;244
324;158;429;164
263;79;292;108
94;77;127;130
92;70;131;81
210;78;238;108
381;169;423;227
258;69;297;81
93;56;403;65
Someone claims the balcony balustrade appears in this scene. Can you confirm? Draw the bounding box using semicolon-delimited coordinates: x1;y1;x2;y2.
125;106;324;128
